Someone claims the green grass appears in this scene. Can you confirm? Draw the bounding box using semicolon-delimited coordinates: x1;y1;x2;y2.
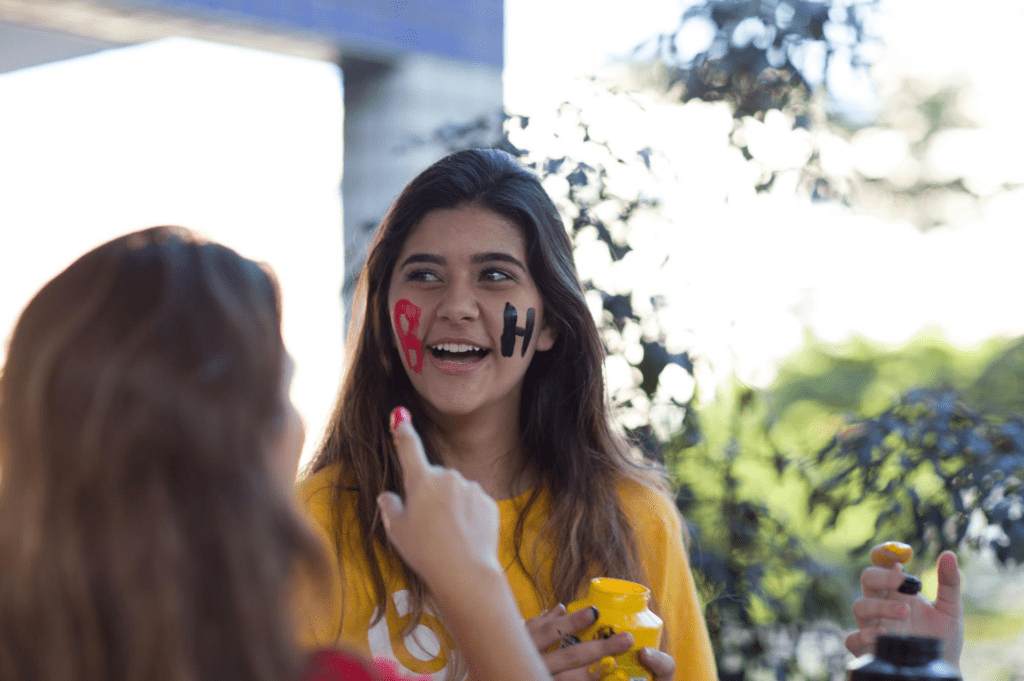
964;606;1024;641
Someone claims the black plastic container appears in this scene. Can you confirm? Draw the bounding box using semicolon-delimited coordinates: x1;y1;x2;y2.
847;635;960;681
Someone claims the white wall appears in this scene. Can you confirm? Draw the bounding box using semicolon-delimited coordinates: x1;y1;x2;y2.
0;36;345;469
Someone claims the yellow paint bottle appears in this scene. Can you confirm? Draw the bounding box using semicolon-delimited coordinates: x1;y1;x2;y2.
564;578;663;681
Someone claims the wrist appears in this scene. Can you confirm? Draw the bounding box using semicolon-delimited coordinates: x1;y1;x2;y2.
428;557;506;605
427;561;551;681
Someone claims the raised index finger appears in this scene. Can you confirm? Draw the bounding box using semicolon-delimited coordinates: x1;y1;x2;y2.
390;407;431;484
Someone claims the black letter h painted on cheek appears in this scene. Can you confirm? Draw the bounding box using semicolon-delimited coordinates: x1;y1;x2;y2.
501;302;535;357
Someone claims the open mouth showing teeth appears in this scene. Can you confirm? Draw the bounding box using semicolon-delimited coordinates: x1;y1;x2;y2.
428;343;490;363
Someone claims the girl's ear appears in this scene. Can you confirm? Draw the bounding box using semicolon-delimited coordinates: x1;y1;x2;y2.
536;320;557;352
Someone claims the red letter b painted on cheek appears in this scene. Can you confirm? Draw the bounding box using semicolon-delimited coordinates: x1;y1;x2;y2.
394;299;424;374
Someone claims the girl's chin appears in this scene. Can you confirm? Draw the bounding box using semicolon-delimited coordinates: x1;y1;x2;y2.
422;402;487;418
413;393;514;420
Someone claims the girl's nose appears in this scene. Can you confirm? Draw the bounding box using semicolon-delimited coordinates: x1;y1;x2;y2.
436;279;479;322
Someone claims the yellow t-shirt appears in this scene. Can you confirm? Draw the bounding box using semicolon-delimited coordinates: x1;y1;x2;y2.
296;465;717;681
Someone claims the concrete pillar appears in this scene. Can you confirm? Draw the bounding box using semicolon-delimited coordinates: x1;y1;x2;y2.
340;52;502;326
0;20;121;74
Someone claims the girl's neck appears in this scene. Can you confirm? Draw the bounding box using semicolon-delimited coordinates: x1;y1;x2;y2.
425;404;536;500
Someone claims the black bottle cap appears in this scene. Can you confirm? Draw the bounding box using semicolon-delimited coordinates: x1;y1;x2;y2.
897;575;923;595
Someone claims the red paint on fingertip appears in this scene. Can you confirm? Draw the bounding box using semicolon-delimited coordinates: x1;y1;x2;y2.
390;407;412;432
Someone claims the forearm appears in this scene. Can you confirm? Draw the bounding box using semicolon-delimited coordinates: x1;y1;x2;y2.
430;562;551;681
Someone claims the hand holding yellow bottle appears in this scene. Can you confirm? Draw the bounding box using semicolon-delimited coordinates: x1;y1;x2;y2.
562;578;663;681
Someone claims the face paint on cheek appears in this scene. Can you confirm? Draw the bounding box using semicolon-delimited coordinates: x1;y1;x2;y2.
500;302;535;358
394;299;424;374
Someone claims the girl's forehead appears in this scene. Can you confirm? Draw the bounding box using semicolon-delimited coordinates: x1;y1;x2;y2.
399;205;527;258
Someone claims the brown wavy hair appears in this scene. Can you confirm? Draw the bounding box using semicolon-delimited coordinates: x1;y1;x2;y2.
0;227;328;681
311;149;669;643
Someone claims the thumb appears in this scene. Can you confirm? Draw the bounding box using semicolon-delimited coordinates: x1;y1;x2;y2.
935;550;962;610
377;492;405;535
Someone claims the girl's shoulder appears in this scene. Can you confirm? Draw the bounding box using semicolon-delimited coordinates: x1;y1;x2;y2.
298;463;346;499
297;464;357;530
614;476;682;536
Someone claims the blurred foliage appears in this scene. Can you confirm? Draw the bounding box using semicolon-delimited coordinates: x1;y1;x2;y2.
767;335;1009;447
772;336;1024;568
841;81;987;230
630;0;884;205
635;0;1023;227
643;0;880;118
674;335;1024;678
823;76;1024;231
811;387;1024;565
972;337;1024;416
412;1;1024;678
672;381;851;680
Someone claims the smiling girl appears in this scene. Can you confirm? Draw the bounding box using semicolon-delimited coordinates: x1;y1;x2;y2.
298;149;716;681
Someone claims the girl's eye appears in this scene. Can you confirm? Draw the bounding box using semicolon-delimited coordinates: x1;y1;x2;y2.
481;268;513;282
406;269;440;283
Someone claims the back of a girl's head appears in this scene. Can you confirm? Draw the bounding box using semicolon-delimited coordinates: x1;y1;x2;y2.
0;225;283;501
0;226;317;681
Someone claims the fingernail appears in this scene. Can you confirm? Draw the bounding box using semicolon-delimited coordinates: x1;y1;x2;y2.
590;606;600;621
616;632;633;647
390;406;411;432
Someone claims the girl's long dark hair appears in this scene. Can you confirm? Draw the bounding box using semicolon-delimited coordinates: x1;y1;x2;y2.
0;226;328;681
312;149;669;643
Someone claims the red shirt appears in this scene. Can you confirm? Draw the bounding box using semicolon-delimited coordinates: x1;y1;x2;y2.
304;650;432;681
